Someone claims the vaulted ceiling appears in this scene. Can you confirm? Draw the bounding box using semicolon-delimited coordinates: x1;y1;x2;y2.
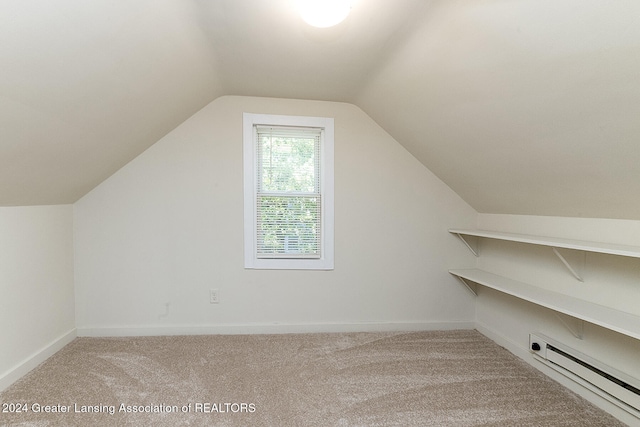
2;0;640;219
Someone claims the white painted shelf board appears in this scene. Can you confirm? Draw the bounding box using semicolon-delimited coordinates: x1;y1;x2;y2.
449;229;640;259
449;268;640;340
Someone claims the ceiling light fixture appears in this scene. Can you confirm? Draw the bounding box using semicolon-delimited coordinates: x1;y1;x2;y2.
297;0;352;28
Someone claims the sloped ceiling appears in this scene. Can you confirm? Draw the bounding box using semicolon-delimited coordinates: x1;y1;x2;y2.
2;0;640;219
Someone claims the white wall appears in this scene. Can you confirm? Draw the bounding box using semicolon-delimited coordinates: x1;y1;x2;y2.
0;205;75;390
73;95;478;335
473;213;640;423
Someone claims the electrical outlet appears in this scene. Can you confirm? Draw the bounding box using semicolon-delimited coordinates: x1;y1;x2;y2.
210;289;219;304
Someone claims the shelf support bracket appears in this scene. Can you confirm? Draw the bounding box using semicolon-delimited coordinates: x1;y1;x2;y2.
551;247;584;282
455;233;478;257
555;313;584;340
454;275;477;296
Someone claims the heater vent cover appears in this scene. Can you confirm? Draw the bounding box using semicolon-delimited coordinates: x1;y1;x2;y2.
529;333;640;419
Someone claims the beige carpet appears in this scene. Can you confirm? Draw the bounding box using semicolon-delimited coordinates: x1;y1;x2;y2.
0;330;625;426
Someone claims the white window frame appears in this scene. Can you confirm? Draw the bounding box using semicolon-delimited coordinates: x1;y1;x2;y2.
243;113;334;270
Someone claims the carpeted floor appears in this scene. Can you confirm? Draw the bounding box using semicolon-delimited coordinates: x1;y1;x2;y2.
0;330;626;426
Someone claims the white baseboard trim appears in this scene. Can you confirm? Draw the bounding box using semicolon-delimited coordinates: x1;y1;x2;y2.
0;328;76;392
475;321;638;426
474;320;531;360
77;320;475;337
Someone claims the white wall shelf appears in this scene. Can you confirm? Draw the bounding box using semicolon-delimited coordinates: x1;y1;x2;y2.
449;229;640;259
449;268;640;341
449;229;640;340
449;229;640;282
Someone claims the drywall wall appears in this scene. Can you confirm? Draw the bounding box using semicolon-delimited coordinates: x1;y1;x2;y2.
472;213;640;423
0;205;75;390
73;95;477;335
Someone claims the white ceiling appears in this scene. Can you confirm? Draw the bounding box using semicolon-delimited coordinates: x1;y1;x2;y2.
2;0;640;219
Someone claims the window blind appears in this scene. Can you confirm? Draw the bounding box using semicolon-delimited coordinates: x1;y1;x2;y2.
255;125;322;258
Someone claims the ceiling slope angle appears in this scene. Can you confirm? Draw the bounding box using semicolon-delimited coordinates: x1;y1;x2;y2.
0;0;224;206
355;0;640;220
2;0;640;222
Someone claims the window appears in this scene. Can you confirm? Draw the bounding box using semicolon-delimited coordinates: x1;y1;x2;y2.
243;113;334;270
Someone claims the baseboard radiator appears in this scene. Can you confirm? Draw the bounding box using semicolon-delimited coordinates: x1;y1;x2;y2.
529;333;640;419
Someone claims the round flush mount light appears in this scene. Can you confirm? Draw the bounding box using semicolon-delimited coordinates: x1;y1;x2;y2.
297;0;352;28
